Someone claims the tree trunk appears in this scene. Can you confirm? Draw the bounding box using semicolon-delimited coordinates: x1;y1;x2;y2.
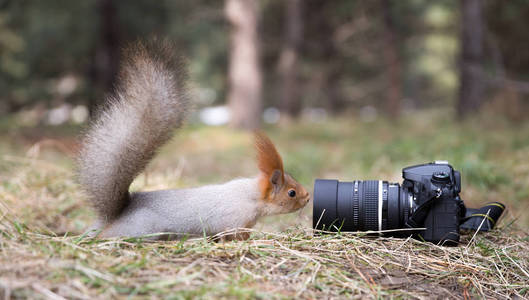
225;0;262;130
382;0;402;119
278;0;303;119
305;0;345;113
89;0;120;116
457;0;484;119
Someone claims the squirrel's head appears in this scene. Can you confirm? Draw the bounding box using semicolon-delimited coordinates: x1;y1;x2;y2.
254;131;310;215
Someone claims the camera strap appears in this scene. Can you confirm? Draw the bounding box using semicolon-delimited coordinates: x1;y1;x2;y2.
460;202;505;231
404;191;438;229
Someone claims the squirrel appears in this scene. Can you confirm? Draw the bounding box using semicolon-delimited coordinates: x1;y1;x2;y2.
77;40;310;240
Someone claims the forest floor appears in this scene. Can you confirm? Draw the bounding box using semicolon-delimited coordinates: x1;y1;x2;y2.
1;110;528;299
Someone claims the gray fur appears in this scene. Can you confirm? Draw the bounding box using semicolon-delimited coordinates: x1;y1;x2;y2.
101;177;263;238
77;41;188;222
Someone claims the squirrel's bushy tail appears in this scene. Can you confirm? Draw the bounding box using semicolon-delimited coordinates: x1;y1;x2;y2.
78;40;188;222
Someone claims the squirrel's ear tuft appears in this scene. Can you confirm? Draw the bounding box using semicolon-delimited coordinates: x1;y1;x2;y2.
254;131;285;196
254;131;284;177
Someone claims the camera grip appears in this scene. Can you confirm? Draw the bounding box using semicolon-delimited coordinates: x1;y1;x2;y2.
419;197;461;245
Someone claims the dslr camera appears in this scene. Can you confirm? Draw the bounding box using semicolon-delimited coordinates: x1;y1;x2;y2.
313;161;504;245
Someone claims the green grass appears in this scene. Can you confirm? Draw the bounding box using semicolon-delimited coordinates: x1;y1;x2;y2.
0;109;528;298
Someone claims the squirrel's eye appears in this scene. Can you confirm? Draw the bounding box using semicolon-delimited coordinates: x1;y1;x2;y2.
288;189;296;197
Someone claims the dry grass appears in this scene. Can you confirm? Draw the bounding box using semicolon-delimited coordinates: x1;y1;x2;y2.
1;114;528;299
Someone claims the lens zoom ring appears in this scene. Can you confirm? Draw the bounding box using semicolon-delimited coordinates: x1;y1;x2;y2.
363;180;379;231
352;181;359;228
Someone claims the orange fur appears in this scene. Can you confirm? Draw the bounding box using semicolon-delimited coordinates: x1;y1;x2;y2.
254;131;284;200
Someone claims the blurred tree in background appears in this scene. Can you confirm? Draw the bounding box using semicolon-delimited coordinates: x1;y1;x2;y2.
277;0;302;119
1;0;528;127
458;0;484;119
225;0;261;130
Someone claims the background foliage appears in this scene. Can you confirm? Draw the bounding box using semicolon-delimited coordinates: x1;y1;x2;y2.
1;0;529;118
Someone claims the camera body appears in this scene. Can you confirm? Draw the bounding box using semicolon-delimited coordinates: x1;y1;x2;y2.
313;161;504;245
400;161;465;244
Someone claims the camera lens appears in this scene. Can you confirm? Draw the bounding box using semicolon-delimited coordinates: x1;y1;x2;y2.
313;179;410;232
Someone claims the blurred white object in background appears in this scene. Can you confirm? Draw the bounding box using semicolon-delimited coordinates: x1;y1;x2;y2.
71;105;89;124
199;106;231;126
263;107;280;124
47;104;71;125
